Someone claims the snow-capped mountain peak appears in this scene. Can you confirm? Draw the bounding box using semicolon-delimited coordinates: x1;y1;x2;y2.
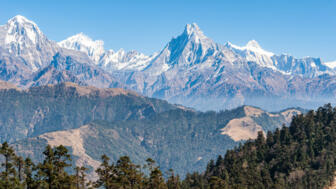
246;40;261;49
8;15;36;25
1;15;336;112
324;61;336;69
58;33;105;63
59;34;155;71
226;40;274;57
245;40;274;57
2;15;44;46
182;23;210;44
0;15;58;71
224;40;276;69
185;23;203;36
59;32;104;50
179;23;216;50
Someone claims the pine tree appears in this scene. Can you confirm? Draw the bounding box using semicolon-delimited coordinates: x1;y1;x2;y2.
0;142;19;188
24;157;36;189
116;156;144;189
166;169;181;189
36;145;73;189
14;156;25;188
145;158;167;189
95;154;116;189
75;166;88;189
209;176;226;189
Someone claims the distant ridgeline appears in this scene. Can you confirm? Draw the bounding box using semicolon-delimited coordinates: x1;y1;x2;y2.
1;104;336;188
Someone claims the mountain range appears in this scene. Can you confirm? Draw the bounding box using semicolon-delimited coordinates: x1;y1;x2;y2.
0;15;335;111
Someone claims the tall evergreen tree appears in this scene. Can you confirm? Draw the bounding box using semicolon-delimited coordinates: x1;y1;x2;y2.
95;154;117;189
24;157;36;189
74;166;88;189
36;145;73;189
145;158;167;189
166;169;181;189
0;142;19;188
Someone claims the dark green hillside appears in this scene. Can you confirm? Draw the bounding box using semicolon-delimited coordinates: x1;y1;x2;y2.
103;108;243;176
190;104;336;188
4;104;336;189
0;81;303;179
0;82;178;143
14;105;300;178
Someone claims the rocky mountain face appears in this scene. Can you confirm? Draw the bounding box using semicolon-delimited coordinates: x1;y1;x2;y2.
0;15;120;89
0;15;58;72
120;24;335;110
25;52;122;88
58;33;156;72
1;15;335;110
59;23;336;111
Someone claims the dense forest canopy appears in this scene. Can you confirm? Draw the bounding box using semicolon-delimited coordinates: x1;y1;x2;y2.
201;103;336;188
2;104;336;188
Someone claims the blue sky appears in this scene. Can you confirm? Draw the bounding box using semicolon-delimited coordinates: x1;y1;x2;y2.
0;0;335;61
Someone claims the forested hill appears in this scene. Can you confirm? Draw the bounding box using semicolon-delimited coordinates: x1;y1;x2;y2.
1;104;336;188
187;104;336;188
0;81;179;143
0;81;302;178
13;105;300;178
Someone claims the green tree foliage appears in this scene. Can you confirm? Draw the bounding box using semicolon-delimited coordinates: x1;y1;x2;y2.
0;142;21;188
36;145;74;188
166;169;181;189
74;166;88;189
145;158;167;189
95;154;116;188
200;104;336;188
24;157;36;188
0;144;78;188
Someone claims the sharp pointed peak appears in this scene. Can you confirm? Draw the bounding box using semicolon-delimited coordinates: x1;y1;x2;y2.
184;23;204;36
185;23;200;31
